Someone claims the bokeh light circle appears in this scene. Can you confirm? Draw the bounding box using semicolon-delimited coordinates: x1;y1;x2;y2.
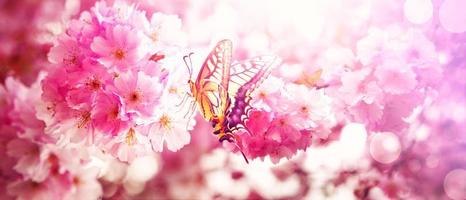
403;0;433;24
439;0;466;33
444;169;466;199
126;156;159;182
339;123;367;160
369;132;401;164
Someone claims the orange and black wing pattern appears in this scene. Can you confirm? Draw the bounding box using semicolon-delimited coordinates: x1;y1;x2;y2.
190;39;233;121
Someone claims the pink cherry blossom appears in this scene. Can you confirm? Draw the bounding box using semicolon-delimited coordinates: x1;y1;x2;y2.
111;71;164;118
374;60;417;95
103;126;153;162
92;92;129;136
6;139;46;182
144;13;186;50
285;84;334;130
236;110;313;163
148;108;193;152
91;25;144;70
48;34;85;72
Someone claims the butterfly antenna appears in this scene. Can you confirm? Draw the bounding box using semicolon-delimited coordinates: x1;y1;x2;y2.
188;52;194;69
183;52;194;80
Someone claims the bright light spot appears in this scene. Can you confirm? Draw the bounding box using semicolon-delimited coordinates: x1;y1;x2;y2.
200;149;228;171
370;132;401;164
339;123;367;161
403;0;433;24
438;52;449;65
414;125;430;141
243;33;270;54
267;0;324;42
244;159;300;199
206;170;250;199
101;159;127;182
439;0;466;33
123;181;146;195
444;169;466;200
125;155;159;183
368;187;391;200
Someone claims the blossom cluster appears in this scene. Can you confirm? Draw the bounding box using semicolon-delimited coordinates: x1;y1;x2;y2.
41;1;192;162
0;77;103;199
235;77;334;163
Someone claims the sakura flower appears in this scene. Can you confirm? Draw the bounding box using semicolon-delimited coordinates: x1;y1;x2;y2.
245;109;273;136
65;63;110;109
104;126;153;162
112;71;164;119
339;68;382;105
374;60;417;95
91;93;129;136
238;110;312;163
66;11;100;46
48;34;84;72
285;84;334;130
4;78;47;142
356;28;387;65
91;25;144;70
93;1;145;27
251;76;285;110
148;108;193;152
401;29;437;67
143;13;186;50
6;139;46;182
265;115;302;143
349;101;384;127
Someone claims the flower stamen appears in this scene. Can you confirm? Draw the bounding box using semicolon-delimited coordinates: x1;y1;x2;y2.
114;48;126;60
159;114;172;130
126;128;136;145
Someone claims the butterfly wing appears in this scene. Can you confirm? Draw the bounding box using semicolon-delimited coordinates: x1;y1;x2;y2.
193;39;233;121
226;56;281;132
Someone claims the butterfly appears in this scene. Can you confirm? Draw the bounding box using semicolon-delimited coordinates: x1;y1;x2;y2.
184;39;280;163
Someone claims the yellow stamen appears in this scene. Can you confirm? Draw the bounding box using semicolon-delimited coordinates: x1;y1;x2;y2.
168;86;178;94
126;128;136;145
159;114;171;129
